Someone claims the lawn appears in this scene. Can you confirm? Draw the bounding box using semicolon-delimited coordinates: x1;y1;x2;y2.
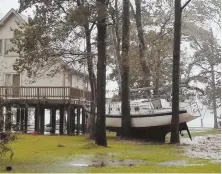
0;130;220;173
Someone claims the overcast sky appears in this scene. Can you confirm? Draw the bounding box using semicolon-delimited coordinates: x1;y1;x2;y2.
0;0;33;18
0;0;220;97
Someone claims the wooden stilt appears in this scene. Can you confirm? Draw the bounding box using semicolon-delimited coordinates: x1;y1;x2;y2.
16;107;21;131
20;108;25;131
59;106;64;135
82;108;86;134
67;105;71;135
77;106;80;135
40;105;45;135
71;108;75;134
35;104;40;132
5;105;12;131
51;108;56;135
24;107;28;133
0;106;4;132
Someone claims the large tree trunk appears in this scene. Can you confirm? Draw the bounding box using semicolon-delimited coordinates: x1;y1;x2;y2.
121;0;131;138
84;22;97;139
211;65;218;128
110;0;122;96
95;0;107;146
77;0;97;139
170;0;182;144
134;0;151;95
154;51;161;96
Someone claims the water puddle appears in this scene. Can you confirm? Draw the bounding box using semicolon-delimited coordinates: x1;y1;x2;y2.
159;160;187;166
158;160;205;167
180;134;221;163
65;154;148;168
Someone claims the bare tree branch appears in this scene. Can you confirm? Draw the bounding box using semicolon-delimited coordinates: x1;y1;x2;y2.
181;0;192;11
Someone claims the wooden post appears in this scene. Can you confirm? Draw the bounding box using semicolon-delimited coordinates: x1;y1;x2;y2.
77;106;80;135
0;106;4;132
71;108;75;134
20;108;25;131
40;105;45;135
5;105;12;131
59;106;64;135
35;104;40;132
16;107;21;131
67;105;71;135
82;108;86;134
24;107;28;133
51;108;56;135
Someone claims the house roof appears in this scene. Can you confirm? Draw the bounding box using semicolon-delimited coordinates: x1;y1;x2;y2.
0;8;28;27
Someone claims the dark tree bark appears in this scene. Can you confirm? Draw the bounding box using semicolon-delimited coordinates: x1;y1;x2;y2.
121;0;131;138
170;0;182;144
85;24;97;138
170;0;191;144
211;65;218;128
76;0;97;138
110;0;122;95
133;0;151;94
95;0;107;146
84;16;97;139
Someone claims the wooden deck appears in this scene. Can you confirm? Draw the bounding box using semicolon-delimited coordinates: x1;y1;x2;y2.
0;86;91;105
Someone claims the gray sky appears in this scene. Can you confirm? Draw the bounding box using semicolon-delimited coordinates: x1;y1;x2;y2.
0;0;33;18
0;0;19;17
0;0;220;97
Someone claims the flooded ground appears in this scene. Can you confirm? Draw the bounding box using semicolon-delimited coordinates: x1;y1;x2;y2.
65;154;148;167
180;134;221;163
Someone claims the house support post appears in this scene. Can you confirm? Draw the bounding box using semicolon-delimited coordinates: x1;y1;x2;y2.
71;107;76;134
24;107;28;133
82;108;86;134
40;105;45;135
20;108;25;131
77;106;80;135
59;106;64;135
51;108;56;135
0;106;4;132
67;105;71;135
5;105;12;131
35;104;40;133
16;107;21;131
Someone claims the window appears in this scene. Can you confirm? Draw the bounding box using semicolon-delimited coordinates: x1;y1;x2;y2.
5;74;12;86
0;39;2;55
5;74;20;86
5;39;17;56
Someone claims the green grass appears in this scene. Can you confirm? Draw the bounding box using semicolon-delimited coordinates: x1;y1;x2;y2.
0;131;220;173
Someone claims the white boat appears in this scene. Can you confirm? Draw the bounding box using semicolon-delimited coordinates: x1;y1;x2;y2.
105;98;198;128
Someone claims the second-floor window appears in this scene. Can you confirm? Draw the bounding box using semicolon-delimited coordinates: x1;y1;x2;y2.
0;39;2;55
5;39;17;56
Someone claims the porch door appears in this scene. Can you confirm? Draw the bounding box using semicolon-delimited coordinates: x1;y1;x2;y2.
12;74;20;97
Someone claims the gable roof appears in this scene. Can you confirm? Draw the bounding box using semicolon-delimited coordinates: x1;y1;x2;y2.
0;8;28;27
0;8;89;78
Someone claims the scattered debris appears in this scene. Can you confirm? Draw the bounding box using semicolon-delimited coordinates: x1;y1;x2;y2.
57;144;65;147
6;166;12;171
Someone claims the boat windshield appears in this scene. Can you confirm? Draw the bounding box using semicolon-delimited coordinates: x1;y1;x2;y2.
151;99;162;109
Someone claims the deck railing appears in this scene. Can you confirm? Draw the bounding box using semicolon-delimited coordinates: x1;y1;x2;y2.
0;86;91;100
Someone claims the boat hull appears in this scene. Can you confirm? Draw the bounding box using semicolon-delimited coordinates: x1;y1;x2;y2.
106;110;198;128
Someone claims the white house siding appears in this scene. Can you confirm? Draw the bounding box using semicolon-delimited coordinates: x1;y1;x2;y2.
0;14;21;86
0;13;66;88
0;10;91;100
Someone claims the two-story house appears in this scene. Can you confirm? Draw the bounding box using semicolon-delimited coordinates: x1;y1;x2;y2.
0;8;91;101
